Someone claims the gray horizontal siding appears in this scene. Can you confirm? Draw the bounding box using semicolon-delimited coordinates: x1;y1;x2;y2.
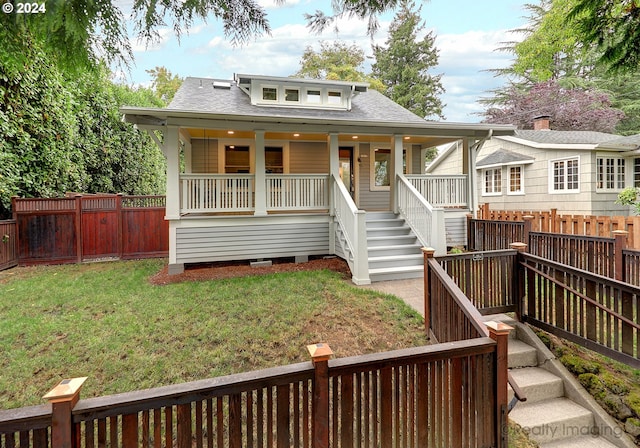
445;215;467;247
176;222;330;264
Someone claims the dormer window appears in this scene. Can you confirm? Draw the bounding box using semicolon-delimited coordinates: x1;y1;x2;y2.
306;90;321;104
262;87;278;101
328;91;342;105
285;89;299;102
237;73;367;110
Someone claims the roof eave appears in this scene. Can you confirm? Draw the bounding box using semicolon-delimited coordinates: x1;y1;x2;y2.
120;106;515;138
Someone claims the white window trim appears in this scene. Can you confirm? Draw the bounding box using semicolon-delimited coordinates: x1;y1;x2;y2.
284;88;300;103
507;165;525;196
596;154;626;192
482;168;503;197
548;156;580;194
260;85;279;103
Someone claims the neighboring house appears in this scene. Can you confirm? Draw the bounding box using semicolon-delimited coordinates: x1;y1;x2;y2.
121;74;513;284
428;116;640;216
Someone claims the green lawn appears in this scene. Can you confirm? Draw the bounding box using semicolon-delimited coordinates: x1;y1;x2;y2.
0;259;427;410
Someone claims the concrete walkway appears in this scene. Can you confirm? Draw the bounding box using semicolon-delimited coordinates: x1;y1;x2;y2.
360;278;424;317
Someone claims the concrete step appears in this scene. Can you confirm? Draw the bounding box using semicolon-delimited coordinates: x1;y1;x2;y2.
508;367;563;404
509;398;594;444
539;435;620;447
508;339;538;369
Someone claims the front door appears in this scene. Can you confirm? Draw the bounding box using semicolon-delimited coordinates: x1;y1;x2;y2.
339;147;355;200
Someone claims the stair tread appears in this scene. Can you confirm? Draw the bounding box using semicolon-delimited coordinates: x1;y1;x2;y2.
509;367;562;387
540;435;619;448
509;397;592;427
508;339;538;368
369;265;423;274
368;254;423;261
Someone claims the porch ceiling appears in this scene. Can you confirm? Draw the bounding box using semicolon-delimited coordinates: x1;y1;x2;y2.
183;128;462;146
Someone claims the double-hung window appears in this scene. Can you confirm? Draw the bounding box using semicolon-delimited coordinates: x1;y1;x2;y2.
483;168;502;196
634;158;640;187
508;166;524;194
596;156;625;191
550;157;579;193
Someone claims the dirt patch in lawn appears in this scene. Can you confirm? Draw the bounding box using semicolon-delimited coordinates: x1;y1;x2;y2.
149;256;352;285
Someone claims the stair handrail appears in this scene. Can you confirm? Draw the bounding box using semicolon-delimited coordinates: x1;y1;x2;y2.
331;173;369;284
396;174;446;255
508;371;527;412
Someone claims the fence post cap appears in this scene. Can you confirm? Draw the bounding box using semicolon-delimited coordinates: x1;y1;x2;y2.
485;321;513;335
43;377;87;403
510;242;528;251
307;343;333;363
523;215;534;220
612;230;629;236
421;247;436;256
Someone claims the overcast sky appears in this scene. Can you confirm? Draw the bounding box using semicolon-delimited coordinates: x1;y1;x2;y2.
118;0;529;122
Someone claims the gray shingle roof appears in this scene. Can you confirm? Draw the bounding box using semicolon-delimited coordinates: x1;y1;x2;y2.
514;129;617;144
168;77;427;124
477;148;534;168
597;134;640;149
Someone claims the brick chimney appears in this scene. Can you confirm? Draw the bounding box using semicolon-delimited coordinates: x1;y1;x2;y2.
533;115;551;130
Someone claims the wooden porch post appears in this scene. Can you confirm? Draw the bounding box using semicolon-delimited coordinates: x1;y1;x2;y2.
422;247;435;338
254;130;268;216
486;322;512;448
613;230;629;282
510;242;528;321
308;343;333;448
43;377;87;448
163;126;183;274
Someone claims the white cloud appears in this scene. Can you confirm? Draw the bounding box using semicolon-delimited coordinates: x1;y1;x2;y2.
132;28;173;52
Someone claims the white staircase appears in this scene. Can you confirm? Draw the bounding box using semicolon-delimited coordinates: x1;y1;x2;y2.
365;212;424;282
496;316;633;447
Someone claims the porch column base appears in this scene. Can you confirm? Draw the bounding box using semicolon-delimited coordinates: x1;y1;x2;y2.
168;263;185;275
351;275;371;286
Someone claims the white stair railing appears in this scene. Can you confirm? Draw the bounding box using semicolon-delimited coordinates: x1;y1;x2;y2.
397;174;446;255
331;173;369;285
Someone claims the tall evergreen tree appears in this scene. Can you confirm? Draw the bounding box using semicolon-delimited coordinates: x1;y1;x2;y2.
371;0;445;120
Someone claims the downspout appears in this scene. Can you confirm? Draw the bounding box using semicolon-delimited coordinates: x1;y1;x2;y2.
468;130;492;217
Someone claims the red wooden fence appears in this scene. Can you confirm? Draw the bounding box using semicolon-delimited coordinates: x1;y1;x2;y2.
10;195;167;267
0;220;17;271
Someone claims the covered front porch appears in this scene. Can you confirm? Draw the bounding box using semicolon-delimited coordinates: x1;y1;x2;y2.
124;104;514;284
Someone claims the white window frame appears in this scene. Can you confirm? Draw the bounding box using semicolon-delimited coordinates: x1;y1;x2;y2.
507;165;525;195
596;155;625;191
482;168;502;196
327;90;343;106
284;88;300;103
305;89;321;104
261;85;278;102
549;156;580;194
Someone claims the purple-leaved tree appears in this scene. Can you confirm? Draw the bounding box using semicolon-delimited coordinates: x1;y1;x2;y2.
483;80;624;132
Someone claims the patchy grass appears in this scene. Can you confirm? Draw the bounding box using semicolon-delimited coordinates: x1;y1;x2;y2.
0;260;427;409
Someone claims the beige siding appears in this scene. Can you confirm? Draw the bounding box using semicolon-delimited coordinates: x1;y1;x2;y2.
191;138;219;173
429;143;464;174
290;142;328;173
477;139;631;215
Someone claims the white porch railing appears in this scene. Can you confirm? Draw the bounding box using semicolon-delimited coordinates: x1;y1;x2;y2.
397;174;446;255
181;174;254;213
266;174;329;211
331;173;369;285
406;175;468;208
